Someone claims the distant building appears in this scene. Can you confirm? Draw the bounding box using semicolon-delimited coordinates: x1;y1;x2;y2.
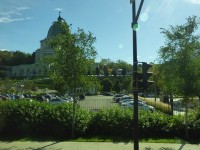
10;13;67;77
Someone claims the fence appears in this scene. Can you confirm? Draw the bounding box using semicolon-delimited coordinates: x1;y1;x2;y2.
77;95;200;116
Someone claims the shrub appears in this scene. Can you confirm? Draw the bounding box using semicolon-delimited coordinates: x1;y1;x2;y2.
87;107;133;137
0;100;90;138
187;107;200;139
0;100;200;140
139;111;170;137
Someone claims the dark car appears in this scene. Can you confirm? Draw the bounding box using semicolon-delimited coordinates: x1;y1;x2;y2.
104;92;113;96
79;94;85;100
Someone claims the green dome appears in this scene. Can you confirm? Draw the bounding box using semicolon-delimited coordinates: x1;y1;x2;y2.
47;14;67;38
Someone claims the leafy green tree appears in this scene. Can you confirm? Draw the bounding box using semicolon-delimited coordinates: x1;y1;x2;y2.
113;79;121;93
103;65;109;76
101;78;113;92
95;65;100;76
0;50;34;66
0;50;13;66
47;22;97;137
121;76;132;93
157;16;200;137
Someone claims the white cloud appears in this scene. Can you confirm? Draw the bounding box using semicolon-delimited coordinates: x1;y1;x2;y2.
0;6;31;23
16;7;29;11
0;17;32;23
54;8;64;12
0;49;10;51
1;10;21;17
185;0;200;4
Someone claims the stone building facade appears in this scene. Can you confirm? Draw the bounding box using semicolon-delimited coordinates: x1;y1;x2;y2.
11;14;66;77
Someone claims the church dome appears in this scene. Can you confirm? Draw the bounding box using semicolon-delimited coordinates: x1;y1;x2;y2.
47;13;67;38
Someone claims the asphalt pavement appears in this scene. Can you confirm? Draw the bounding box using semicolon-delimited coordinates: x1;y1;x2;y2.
0;141;200;150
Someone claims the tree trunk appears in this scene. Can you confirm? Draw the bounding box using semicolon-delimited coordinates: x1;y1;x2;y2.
185;102;189;139
71;86;77;138
72;96;76;138
170;93;173;116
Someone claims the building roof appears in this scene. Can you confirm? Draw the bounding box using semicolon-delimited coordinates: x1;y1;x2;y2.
47;12;67;38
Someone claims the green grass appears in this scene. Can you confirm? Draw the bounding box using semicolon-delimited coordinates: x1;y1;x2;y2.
140;138;184;143
0;136;187;144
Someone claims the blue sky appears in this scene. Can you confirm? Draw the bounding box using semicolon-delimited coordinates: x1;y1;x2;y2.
0;0;200;64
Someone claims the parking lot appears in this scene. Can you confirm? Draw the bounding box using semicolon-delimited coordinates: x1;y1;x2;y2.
78;95;118;111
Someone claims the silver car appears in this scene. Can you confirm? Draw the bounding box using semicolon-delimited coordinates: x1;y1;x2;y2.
121;101;155;112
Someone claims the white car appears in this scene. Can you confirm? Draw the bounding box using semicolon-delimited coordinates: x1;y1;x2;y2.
121;101;155;112
121;95;133;100
119;98;134;106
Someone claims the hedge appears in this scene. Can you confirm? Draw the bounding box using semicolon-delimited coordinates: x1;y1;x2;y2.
0;100;200;140
0;100;90;138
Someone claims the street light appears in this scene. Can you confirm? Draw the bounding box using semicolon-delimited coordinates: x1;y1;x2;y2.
130;0;144;150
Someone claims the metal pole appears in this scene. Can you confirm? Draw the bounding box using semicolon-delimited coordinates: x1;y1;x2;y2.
132;1;139;150
135;0;144;23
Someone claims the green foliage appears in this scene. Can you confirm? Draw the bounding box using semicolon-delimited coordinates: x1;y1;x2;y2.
157;15;200;138
87;107;133;137
98;59;132;76
187;107;200;139
101;78;113;92
157;16;200;97
47;23;97;95
0;79;38;94
0;100;90;138
0;50;34;66
1;101;200;140
139;111;184;138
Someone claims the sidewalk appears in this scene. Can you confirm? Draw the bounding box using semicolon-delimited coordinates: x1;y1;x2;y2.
0;141;200;150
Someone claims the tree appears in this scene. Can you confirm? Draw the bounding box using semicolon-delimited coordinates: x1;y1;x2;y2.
0;50;34;66
103;65;109;76
101;78;113;92
47;22;97;137
157;16;200;138
95;65;100;76
113;79;121;93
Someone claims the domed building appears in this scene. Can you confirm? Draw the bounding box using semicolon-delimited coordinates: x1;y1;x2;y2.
11;13;67;77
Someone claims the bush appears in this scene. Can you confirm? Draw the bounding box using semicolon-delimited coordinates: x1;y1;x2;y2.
0;100;90;138
0;100;200;140
87;107;133;137
187;107;200;139
87;108;186;139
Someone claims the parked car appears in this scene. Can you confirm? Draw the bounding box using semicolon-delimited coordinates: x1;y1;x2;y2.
49;98;69;104
79;94;85;100
11;94;21;100
0;95;9;101
104;92;113;96
113;94;124;102
63;97;73;103
121;95;133;100
119;98;134;106
121;101;155;112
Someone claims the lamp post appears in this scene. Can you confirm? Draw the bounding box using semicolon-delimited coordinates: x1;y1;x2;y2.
130;0;144;150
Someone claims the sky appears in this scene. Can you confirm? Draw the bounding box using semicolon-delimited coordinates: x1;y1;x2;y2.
0;0;200;64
